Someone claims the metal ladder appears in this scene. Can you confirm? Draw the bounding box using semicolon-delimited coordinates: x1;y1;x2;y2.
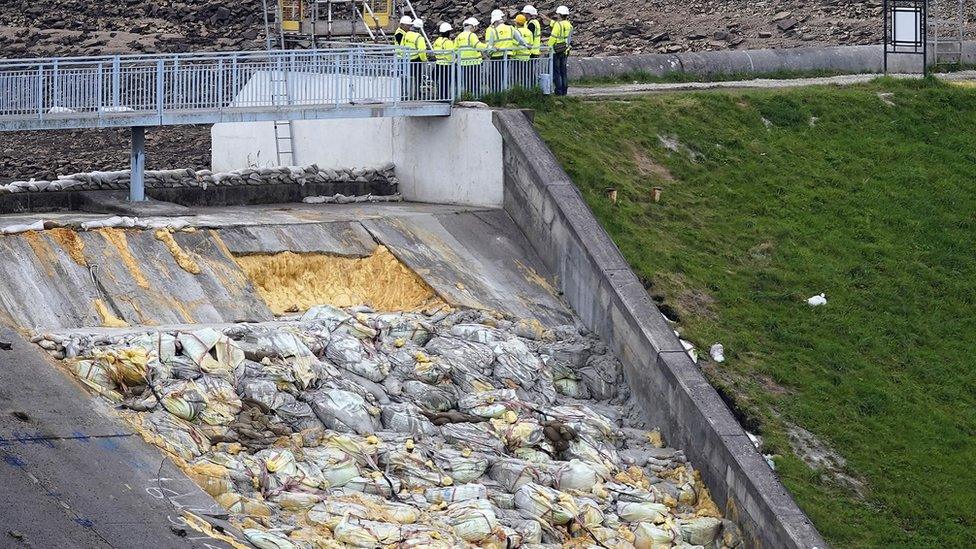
271;62;296;167
273;121;295;166
928;0;964;66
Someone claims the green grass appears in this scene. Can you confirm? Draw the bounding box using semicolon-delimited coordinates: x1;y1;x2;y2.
530;78;976;547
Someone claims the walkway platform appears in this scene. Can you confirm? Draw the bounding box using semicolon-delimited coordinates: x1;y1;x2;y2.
0;47;453;133
0;101;451;132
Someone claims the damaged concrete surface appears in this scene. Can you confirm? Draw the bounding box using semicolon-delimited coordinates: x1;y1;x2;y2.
0;327;237;548
0;203;572;331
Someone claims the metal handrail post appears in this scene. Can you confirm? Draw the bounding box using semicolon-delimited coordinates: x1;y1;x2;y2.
36;65;43;119
52;60;59;110
288;50;296;106
231;54;239;106
156;59;164;116
348;50;355;100
96;62;104;116
453;52;460;102
111;56;121;108
217;59;225;111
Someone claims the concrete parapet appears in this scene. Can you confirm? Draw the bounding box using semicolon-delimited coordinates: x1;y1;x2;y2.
569;42;976;81
492;109;828;548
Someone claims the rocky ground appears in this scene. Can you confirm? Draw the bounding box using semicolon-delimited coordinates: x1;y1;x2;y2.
5;1;975;59
0;126;211;183
1;0;974;181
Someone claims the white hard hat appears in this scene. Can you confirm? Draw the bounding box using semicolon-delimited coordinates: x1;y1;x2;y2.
522;5;538;16
463;17;479;27
556;5;570;15
412;18;424;28
490;9;504;23
399;15;412;25
439;22;453;33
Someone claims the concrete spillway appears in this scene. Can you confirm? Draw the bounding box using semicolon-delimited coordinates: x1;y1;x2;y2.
0;108;826;548
0;203;571;331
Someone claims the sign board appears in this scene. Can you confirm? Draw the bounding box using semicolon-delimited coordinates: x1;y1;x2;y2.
884;0;927;74
893;6;922;47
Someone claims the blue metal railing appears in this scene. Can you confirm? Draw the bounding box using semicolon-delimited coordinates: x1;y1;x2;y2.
0;46;552;130
0;47;411;122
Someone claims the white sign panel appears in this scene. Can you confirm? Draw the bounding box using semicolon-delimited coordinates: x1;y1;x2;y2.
893;7;922;46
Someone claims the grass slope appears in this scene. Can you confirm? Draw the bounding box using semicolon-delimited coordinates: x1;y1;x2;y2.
532;78;976;547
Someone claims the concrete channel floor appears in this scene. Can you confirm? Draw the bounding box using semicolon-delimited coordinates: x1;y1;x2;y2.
0;327;236;548
0;203;480;547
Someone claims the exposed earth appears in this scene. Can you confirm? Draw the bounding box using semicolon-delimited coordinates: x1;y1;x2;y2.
6;0;974;59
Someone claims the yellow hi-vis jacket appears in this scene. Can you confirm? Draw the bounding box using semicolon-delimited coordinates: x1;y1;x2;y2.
514;25;533;60
548;19;573;54
401;30;427;61
486;23;516;58
527;19;542;55
394;27;407;45
432;36;456;65
454;30;485;66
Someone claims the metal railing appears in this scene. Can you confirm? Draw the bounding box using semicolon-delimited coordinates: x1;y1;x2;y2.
405;49;554;101
0;47;404;120
0;46;552;129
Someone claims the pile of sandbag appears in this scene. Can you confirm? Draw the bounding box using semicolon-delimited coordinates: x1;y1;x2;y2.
0;163;398;194
49;305;742;548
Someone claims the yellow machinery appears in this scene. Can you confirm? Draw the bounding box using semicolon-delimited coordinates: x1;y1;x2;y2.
266;0;398;47
362;0;393;29
279;0;302;32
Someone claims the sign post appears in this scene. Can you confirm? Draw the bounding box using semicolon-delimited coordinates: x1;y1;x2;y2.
884;0;927;75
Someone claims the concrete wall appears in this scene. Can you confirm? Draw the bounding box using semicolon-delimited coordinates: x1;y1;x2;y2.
492;109;828;549
212;108;503;208
212;118;394;171
569;41;976;80
392;108;503;207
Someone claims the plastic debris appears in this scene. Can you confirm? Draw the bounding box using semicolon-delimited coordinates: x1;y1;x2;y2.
709;343;726;363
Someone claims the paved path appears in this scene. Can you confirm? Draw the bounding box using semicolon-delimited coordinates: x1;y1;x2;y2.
569;70;976;97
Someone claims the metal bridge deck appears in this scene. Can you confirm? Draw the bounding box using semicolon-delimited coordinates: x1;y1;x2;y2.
0;102;450;132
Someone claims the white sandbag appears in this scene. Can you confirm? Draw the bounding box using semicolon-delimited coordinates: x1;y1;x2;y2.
554;459;600;491
616;501;668;523
445;499;498;542
514;483;577;525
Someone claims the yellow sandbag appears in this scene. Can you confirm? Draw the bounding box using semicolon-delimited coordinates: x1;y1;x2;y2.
243;529;298;549
95;347;149;387
633;522;674;549
185;461;233;497
217;493;272;518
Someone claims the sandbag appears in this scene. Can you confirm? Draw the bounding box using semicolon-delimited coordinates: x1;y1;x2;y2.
554;459;601;492
425;336;494;374
380;402;439;436
616;501;669;523
433;448;488;484
307;389;378;435
445;499;498;542
513;483;577;525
